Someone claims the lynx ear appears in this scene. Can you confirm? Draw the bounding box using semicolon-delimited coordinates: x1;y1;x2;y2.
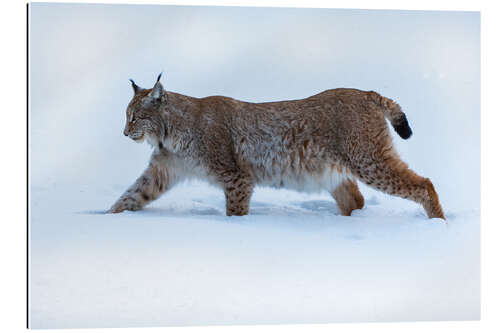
149;73;163;100
129;79;144;94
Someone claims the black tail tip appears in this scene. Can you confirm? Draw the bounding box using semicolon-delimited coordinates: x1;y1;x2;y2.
394;115;413;139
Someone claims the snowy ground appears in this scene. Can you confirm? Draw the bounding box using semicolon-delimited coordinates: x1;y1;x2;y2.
29;3;479;329
29;180;480;329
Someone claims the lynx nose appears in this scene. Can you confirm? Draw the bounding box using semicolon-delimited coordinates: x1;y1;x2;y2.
123;128;129;136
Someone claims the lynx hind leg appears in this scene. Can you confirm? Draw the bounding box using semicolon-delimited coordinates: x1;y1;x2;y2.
222;171;254;216
331;178;365;216
353;149;445;220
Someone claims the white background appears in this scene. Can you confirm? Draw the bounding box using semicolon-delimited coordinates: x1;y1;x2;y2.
1;0;499;332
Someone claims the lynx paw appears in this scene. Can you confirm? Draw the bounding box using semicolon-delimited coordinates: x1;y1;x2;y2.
107;197;141;213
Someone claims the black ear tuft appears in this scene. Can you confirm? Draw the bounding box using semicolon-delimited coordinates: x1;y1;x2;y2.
156;72;163;83
150;79;163;100
129;79;144;94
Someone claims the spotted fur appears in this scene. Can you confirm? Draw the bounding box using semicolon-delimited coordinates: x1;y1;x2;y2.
108;77;445;219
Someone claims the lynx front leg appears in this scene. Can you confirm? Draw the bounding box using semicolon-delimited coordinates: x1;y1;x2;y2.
222;171;254;216
108;156;171;213
331;178;365;216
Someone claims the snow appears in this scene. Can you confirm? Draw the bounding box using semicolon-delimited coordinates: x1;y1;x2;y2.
30;182;479;328
29;3;480;329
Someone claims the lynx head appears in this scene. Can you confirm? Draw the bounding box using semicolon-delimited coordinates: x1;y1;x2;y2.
123;73;166;147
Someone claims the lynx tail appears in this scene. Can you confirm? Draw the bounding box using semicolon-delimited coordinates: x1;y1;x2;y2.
372;92;413;139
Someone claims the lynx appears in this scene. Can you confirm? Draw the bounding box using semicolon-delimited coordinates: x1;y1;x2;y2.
108;74;445;219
